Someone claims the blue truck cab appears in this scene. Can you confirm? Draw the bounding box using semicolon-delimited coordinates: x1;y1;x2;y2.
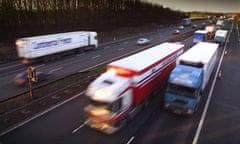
164;64;203;116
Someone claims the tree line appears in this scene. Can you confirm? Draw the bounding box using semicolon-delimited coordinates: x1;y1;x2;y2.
0;0;186;43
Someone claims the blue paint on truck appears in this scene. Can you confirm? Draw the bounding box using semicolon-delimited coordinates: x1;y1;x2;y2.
181;18;191;26
193;30;208;45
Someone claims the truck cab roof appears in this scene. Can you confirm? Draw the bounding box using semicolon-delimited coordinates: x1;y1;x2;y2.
215;29;228;37
194;30;208;34
86;73;130;103
168;65;203;88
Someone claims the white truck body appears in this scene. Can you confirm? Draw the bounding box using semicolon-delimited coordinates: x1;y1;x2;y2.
205;26;215;33
16;31;98;61
216;20;224;27
214;30;228;44
84;42;184;134
176;42;219;90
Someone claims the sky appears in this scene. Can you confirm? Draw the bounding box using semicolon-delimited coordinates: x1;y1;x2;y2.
143;0;240;13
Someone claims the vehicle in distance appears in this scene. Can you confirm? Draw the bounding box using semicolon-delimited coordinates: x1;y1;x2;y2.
193;30;208;45
172;29;180;35
181;18;191;26
214;29;228;45
13;71;51;86
178;25;184;30
16;31;98;64
137;38;150;45
205;25;216;40
164;42;219;116
84;42;184;134
192;24;198;28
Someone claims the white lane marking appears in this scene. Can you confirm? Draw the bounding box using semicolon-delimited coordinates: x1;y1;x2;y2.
71;120;89;134
192;22;232;144
126;136;135;144
0;64;22;71
118;48;124;51
49;67;62;74
0;91;86;137
92;55;101;59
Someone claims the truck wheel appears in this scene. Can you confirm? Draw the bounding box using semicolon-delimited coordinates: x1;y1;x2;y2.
55;55;61;60
50;56;55;61
92;45;97;50
43;56;51;63
77;48;84;54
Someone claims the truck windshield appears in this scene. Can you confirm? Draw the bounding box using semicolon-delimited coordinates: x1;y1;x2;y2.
167;83;198;98
215;36;223;40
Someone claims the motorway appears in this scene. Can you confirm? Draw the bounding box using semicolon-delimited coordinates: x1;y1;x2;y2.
1;20;240;144
0;20;201;101
129;22;239;144
197;22;240;144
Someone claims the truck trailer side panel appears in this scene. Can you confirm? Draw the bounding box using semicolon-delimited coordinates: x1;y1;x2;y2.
132;51;181;105
16;31;98;61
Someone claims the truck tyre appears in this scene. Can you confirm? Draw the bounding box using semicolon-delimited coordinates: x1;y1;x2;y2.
43;56;50;63
77;48;84;54
50;55;55;61
55;55;61;60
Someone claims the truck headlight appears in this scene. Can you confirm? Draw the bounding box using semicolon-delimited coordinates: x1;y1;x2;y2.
187;109;194;114
164;103;170;108
16;40;26;48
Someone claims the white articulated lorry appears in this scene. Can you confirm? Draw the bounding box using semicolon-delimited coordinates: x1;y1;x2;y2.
16;31;98;64
84;42;184;134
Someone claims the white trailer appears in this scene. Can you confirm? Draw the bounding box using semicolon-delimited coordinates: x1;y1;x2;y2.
16;31;98;64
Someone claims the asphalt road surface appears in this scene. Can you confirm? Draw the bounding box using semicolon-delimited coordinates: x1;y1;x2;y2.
197;21;240;144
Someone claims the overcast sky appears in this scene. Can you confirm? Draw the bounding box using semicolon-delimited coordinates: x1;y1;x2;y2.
143;0;240;13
